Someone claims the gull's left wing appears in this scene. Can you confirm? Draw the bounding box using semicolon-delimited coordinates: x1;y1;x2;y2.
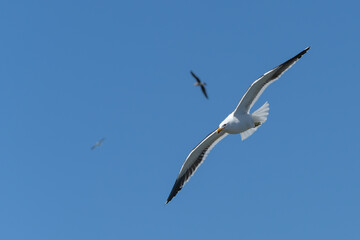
166;130;228;204
234;47;310;115
200;85;209;99
190;71;201;83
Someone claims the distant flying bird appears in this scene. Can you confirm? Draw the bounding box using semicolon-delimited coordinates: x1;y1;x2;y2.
91;138;105;150
166;47;310;204
191;71;208;99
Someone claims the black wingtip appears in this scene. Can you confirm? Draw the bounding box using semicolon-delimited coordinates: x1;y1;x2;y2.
290;46;310;62
166;177;184;204
300;46;310;56
165;197;172;205
165;189;177;205
190;71;201;83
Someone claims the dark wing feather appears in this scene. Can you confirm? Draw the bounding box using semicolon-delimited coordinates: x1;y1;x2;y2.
200;85;209;99
190;71;201;83
235;47;310;114
166;130;228;204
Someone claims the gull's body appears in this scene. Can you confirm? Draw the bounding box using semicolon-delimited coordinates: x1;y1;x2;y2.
166;47;310;204
91;137;105;150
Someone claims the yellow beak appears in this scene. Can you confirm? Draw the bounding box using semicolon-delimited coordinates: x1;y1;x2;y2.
216;128;223;133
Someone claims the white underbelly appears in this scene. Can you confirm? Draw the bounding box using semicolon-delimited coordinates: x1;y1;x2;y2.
226;114;254;134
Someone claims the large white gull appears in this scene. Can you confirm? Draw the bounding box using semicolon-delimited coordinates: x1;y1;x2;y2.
166;47;310;204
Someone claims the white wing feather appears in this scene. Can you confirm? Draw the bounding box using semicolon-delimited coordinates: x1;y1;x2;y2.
234;47;310;115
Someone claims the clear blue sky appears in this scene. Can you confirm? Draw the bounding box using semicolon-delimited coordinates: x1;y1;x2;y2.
1;0;359;239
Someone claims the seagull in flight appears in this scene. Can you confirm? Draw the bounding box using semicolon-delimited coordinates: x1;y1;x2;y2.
191;71;209;99
166;47;310;204
91;137;105;150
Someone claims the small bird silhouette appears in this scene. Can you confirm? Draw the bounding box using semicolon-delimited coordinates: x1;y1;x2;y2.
190;71;208;99
91;138;105;150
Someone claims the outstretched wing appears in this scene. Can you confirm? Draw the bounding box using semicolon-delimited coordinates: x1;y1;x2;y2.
190;71;201;83
200;85;209;99
166;130;228;204
234;47;310;115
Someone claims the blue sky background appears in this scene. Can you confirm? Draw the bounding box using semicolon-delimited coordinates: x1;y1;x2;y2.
1;0;360;239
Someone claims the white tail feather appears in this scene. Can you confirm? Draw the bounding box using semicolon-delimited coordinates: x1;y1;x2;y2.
240;102;270;141
252;101;269;124
240;128;257;140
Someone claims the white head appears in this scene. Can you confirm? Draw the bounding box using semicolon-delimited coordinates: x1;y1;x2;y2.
216;114;232;133
216;123;227;133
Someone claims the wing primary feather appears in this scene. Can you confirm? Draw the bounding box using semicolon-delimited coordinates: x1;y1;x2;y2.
166;146;209;204
190;71;201;83
201;85;209;99
166;131;228;204
235;47;310;114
